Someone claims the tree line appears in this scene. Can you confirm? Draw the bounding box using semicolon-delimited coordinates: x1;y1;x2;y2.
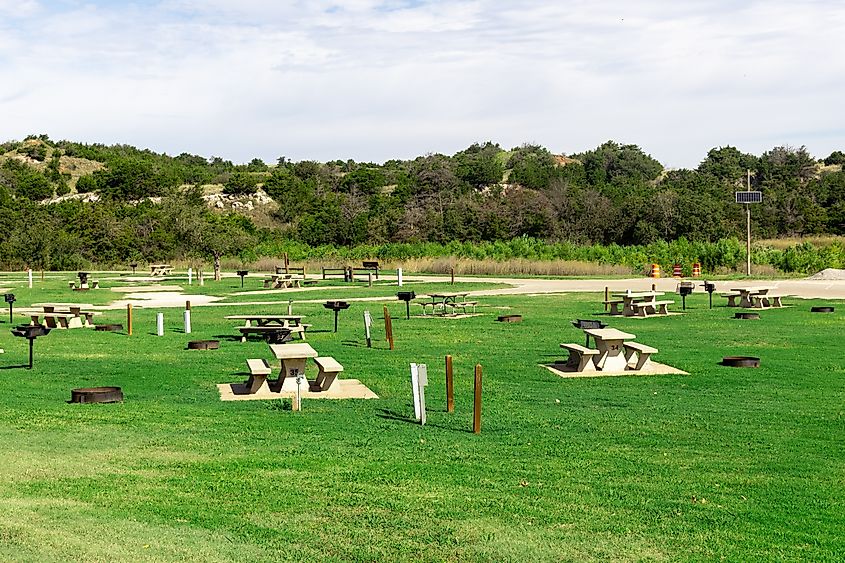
0;134;843;269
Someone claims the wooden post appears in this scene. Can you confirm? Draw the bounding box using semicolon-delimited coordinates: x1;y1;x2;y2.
383;306;394;350
652;283;656;291
450;267;455;285
127;303;133;336
446;355;454;413
368;273;373;287
41;270;44;281
604;286;609;312
185;300;191;311
473;364;482;434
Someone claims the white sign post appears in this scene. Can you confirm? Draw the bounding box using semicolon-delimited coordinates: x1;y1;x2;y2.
188;267;193;285
184;310;191;334
410;363;428;425
156;312;164;336
28;269;33;288
397;267;403;287
363;310;372;348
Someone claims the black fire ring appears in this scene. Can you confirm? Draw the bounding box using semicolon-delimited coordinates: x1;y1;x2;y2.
735;312;760;320
94;324;124;332
497;315;523;322
810;306;835;313
721;356;760;368
71;386;124;403
187;340;220;350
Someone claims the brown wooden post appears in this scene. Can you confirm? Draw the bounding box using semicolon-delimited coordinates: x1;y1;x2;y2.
41;270;45;281
368;273;373;287
383;306;394;350
472;364;482;434
652;283;656;291
445;355;454;413
604;286;609;312
450;267;455;285
185;300;191;311
127;303;133;336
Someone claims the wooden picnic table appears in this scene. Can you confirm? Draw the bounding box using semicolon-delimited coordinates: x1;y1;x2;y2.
583;328;636;371
149;264;173;276
730;286;776;308
268;343;318;388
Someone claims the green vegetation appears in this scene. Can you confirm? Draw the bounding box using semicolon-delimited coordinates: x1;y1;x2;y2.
1;135;844;274
0;273;841;560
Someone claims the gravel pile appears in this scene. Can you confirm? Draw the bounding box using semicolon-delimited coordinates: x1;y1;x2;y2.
806;268;845;280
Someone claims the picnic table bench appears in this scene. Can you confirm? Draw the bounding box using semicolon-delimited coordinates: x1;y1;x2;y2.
149;264;173;276
311;356;344;391
245;358;273;393
623;341;658;370
419;293;474;316
749;292;789;309
559;343;599;372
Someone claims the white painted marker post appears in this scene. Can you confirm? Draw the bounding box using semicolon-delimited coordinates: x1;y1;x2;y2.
410;363;428;425
28;269;33;288
397;267;403;287
363;310;372;348
287;299;293;316
184;310;191;334
156;312;164;336
188;267;193;285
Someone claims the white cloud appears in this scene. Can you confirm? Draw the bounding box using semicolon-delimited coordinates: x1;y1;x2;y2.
1;0;843;167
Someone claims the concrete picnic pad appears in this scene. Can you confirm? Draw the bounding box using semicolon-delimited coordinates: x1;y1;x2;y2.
217;378;378;401
544;361;687;379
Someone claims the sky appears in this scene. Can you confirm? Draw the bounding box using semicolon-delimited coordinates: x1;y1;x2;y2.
1;0;843;168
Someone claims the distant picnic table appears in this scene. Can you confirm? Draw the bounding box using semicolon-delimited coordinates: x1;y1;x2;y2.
149;264;173;276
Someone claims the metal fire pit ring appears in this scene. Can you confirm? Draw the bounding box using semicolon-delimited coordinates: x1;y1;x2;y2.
187;340;220;350
71;386;123;403
810;306;835;313
94;324;124;332
735;312;760;320
497;314;523;322
721;356;761;368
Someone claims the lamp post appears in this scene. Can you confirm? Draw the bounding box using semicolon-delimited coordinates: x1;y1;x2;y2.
735;170;762;276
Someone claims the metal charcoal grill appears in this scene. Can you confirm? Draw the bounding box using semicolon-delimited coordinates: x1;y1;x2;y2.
397;291;416;319
10;324;51;369
677;281;695;310
4;293;15;323
571;319;607;347
323;301;351;332
701;281;716;309
236;270;249;288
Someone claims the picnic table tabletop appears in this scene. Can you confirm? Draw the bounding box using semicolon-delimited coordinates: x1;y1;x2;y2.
730;286;775;293
268;343;318;360
33;302;95;308
428;292;470;299
611;291;663;298
583;328;636;341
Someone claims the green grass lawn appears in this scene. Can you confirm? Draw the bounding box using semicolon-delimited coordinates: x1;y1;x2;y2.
0;274;842;561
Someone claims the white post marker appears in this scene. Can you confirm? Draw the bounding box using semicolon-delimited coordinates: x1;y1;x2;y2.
287;299;293;316
295;373;304;411
397;267;403;287
188;267;193;285
410;363;428;425
184;309;191;334
199;270;204;286
363;310;372;348
28;269;33;288
156;312;164;336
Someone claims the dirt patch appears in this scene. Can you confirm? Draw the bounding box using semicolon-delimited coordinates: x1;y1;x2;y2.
806;269;845;280
110;285;184;293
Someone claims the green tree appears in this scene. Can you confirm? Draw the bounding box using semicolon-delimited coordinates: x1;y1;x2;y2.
223;171;259;195
454;142;504;188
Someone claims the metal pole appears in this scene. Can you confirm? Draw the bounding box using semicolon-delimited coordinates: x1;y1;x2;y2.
746;205;751;276
8;303;12;324
334;310;339;333
473;364;482;434
28;338;34;369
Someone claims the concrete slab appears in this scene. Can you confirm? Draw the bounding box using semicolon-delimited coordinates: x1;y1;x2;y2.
217;378;378;401
543;361;687;379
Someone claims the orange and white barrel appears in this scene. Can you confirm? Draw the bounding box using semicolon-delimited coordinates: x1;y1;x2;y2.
672;264;682;278
650;264;660;278
692;262;701;277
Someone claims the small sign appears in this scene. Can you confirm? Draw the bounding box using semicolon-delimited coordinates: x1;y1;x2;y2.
735;191;762;204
